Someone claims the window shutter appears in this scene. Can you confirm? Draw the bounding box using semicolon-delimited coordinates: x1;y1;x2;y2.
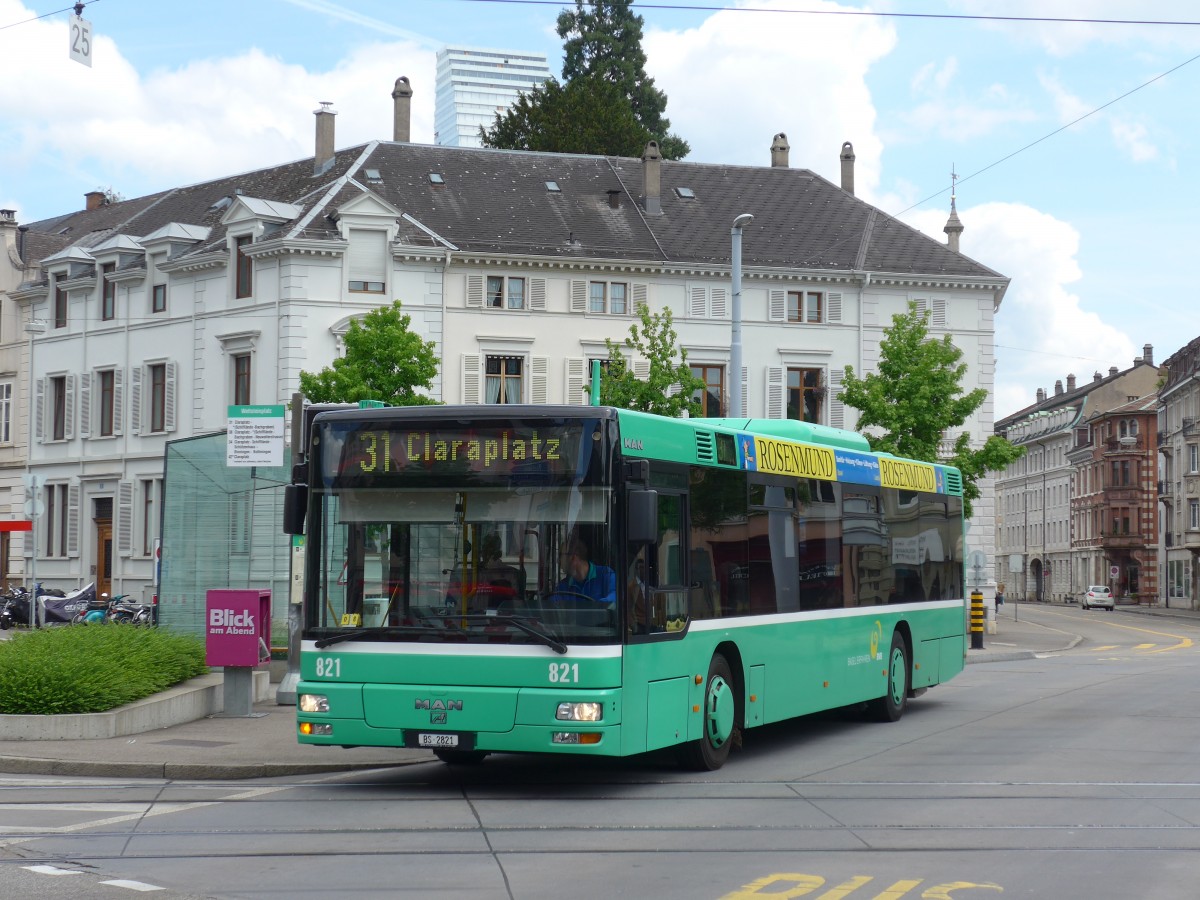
35;377;44;442
769;289;786;322
461;354;480;404
466;274;484;308
932;297;947;328
64;375;75;440
570;280;587;313
710;287;728;319
129;366;142;434
529;277;547;311
912;298;928;320
566;358;586;406
531;356;548;404
164;362;178;432
347;229;388;286
631;282;648;313
766;366;784;419
66;482;80;558
633;360;651;381
113;368;124;436
829;368;845;429
827;291;842;323
117;480;134;555
79;373;92;439
689;285;707;318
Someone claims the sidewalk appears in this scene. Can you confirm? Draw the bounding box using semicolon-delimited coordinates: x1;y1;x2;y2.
3;601;1197;780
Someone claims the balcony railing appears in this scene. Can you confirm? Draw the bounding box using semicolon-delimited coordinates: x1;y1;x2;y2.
1159;480;1172;498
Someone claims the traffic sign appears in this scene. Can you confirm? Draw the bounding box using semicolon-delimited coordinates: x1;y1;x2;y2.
1110;565;1120;578
69;14;93;68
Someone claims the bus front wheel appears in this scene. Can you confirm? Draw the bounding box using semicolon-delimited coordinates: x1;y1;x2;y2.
678;653;736;771
868;632;909;723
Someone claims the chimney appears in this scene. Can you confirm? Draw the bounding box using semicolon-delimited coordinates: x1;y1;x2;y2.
1036;388;1045;403
840;141;855;194
1054;379;1063;396
770;133;789;168
85;191;106;211
0;209;14;225
641;141;662;216
314;102;337;175
1143;343;1154;366
1109;366;1118;377
1067;373;1076;391
392;76;413;142
1094;371;1102;382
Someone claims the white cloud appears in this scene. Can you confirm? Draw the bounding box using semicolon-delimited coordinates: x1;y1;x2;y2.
644;0;896;200
1038;72;1163;164
909;201;1136;419
1109;117;1159;161
0;1;436;218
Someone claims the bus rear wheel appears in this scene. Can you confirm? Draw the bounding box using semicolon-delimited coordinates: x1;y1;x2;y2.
434;749;489;765
678;653;736;771
868;632;909;723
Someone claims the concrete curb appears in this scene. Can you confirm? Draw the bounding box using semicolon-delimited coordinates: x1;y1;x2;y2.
0;755;426;780
966;633;1082;664
0;671;271;741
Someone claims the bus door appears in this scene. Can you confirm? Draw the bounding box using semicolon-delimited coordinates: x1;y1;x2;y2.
630;470;689;636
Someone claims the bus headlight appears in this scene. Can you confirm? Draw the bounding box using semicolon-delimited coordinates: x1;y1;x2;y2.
556;701;602;722
299;693;330;713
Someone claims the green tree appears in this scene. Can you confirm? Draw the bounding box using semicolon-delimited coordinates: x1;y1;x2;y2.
480;75;652;157
298;301;439;406
599;305;706;416
482;0;689;159
556;0;689;160
838;302;1023;517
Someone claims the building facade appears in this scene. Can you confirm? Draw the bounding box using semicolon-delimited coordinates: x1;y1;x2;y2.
1158;337;1200;608
434;46;552;148
0;81;1010;611
996;354;1161;602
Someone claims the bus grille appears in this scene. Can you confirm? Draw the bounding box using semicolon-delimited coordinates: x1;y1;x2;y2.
695;431;716;463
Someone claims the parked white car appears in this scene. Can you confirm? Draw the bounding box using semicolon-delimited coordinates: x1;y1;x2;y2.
1081;585;1115;611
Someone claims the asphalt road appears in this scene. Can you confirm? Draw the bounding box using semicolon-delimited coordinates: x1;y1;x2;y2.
3;604;1200;899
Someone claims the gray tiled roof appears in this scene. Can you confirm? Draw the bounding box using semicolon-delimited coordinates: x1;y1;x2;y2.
20;141;1003;281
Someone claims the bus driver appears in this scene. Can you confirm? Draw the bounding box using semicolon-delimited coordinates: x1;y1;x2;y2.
553;538;616;605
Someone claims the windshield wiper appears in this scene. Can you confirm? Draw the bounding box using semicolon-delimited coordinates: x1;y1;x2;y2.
314;625;436;649
454;613;568;654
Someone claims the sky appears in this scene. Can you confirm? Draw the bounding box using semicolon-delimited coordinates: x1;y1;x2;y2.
3;0;1198;421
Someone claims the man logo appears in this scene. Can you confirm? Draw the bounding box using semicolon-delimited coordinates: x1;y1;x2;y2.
414;699;463;711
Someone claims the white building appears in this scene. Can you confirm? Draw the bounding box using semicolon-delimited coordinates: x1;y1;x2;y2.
434;45;553;148
0;84;1009;608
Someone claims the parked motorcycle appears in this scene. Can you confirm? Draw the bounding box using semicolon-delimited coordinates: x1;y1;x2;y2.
71;590;121;625
37;583;95;626
108;595;153;625
0;586;31;629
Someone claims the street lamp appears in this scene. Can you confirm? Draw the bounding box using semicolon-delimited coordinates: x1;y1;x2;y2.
730;213;754;419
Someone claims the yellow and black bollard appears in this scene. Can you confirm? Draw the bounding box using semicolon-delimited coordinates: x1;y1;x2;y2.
970;590;984;649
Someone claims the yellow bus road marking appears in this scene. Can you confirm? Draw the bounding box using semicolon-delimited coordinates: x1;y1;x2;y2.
1040;609;1195;653
1092;645;1119;652
721;873;1003;899
1134;643;1156;650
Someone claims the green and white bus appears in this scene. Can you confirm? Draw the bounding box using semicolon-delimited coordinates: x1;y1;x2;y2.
286;404;967;770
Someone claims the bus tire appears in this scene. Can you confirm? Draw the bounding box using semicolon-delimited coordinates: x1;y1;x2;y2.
434;749;489;765
678;653;736;771
869;632;909;723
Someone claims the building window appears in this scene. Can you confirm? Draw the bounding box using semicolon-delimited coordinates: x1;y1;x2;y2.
152;284;167;313
691;365;724;417
44;484;68;558
347;228;387;293
233;353;251;405
588;281;628;315
149;363;166;432
141;477;161;557
485;356;523;403
486;276;525;310
787;290;823;323
787;367;823;423
0;382;10;444
1191;500;1199;531
54;285;67;328
98;370;115;437
51;375;67;441
234;235;253;298
1190;444;1199;474
101;262;116;321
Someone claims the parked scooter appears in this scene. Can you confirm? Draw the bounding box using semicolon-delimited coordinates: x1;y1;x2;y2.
108;595;153;625
71;590;120;625
0;587;29;630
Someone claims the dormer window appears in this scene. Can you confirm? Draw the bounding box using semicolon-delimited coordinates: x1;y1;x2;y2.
234;235;253;298
101;262;116;321
348;229;387;294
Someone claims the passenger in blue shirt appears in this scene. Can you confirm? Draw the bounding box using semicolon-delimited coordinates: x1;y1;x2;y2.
553;538;616;605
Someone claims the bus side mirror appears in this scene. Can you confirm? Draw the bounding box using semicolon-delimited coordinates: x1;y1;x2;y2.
627;489;658;544
283;484;308;535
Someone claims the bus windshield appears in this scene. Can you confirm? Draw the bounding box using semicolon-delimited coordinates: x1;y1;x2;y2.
303;415;620;647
